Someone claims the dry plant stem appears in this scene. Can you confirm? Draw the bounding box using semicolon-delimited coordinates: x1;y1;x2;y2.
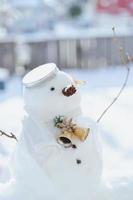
96;27;131;123
0;130;18;142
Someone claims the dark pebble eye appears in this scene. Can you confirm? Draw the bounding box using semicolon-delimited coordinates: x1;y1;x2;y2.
50;87;55;91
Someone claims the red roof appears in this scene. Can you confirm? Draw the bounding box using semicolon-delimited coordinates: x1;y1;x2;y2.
97;0;133;15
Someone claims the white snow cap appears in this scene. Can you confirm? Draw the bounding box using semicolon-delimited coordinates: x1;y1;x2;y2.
23;63;59;88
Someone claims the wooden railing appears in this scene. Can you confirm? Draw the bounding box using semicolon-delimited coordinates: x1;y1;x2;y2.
0;35;133;73
0;42;15;74
27;36;133;69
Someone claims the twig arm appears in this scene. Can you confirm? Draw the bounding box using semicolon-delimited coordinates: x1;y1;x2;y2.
0;130;18;142
96;27;131;123
97;65;130;123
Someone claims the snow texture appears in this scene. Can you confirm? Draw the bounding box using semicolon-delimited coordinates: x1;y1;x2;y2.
0;66;133;199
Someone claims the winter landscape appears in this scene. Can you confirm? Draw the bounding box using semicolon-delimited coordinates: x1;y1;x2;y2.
0;66;133;199
0;0;133;199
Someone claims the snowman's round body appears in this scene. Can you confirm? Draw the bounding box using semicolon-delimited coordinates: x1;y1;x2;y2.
0;63;103;200
21;114;102;199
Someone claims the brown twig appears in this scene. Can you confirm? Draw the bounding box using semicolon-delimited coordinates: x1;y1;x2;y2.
0;130;18;142
97;27;131;123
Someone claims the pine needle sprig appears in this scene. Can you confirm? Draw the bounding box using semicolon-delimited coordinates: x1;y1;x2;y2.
54;116;65;127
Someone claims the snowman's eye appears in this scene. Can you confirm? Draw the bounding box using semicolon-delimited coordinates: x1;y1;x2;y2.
50;87;55;91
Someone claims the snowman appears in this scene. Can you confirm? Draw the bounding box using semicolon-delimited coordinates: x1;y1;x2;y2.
0;63;103;200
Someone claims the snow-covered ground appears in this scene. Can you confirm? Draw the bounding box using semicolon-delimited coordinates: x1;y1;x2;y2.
0;66;133;197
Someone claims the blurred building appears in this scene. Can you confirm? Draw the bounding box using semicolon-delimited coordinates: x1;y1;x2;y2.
96;0;133;30
97;0;133;15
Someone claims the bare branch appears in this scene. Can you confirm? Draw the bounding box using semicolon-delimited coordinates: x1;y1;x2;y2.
97;27;131;123
0;130;18;142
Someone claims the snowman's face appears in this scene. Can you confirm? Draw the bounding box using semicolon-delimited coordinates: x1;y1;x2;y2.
23;71;81;121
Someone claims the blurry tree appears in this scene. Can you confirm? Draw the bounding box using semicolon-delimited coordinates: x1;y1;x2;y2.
69;4;82;18
0;0;95;35
53;0;90;18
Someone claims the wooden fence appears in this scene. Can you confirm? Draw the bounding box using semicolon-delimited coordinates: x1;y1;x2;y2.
0;42;15;74
0;35;133;73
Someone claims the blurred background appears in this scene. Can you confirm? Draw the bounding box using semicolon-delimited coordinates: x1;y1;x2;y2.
0;0;133;75
0;0;133;188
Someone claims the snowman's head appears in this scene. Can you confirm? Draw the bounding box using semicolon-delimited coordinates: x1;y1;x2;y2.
23;63;81;122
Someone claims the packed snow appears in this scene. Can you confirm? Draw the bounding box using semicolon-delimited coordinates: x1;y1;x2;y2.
0;66;133;199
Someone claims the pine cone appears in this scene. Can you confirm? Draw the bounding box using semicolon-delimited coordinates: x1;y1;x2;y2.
62;85;76;97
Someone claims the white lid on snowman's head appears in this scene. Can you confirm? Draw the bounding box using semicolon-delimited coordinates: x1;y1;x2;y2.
23;63;59;88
